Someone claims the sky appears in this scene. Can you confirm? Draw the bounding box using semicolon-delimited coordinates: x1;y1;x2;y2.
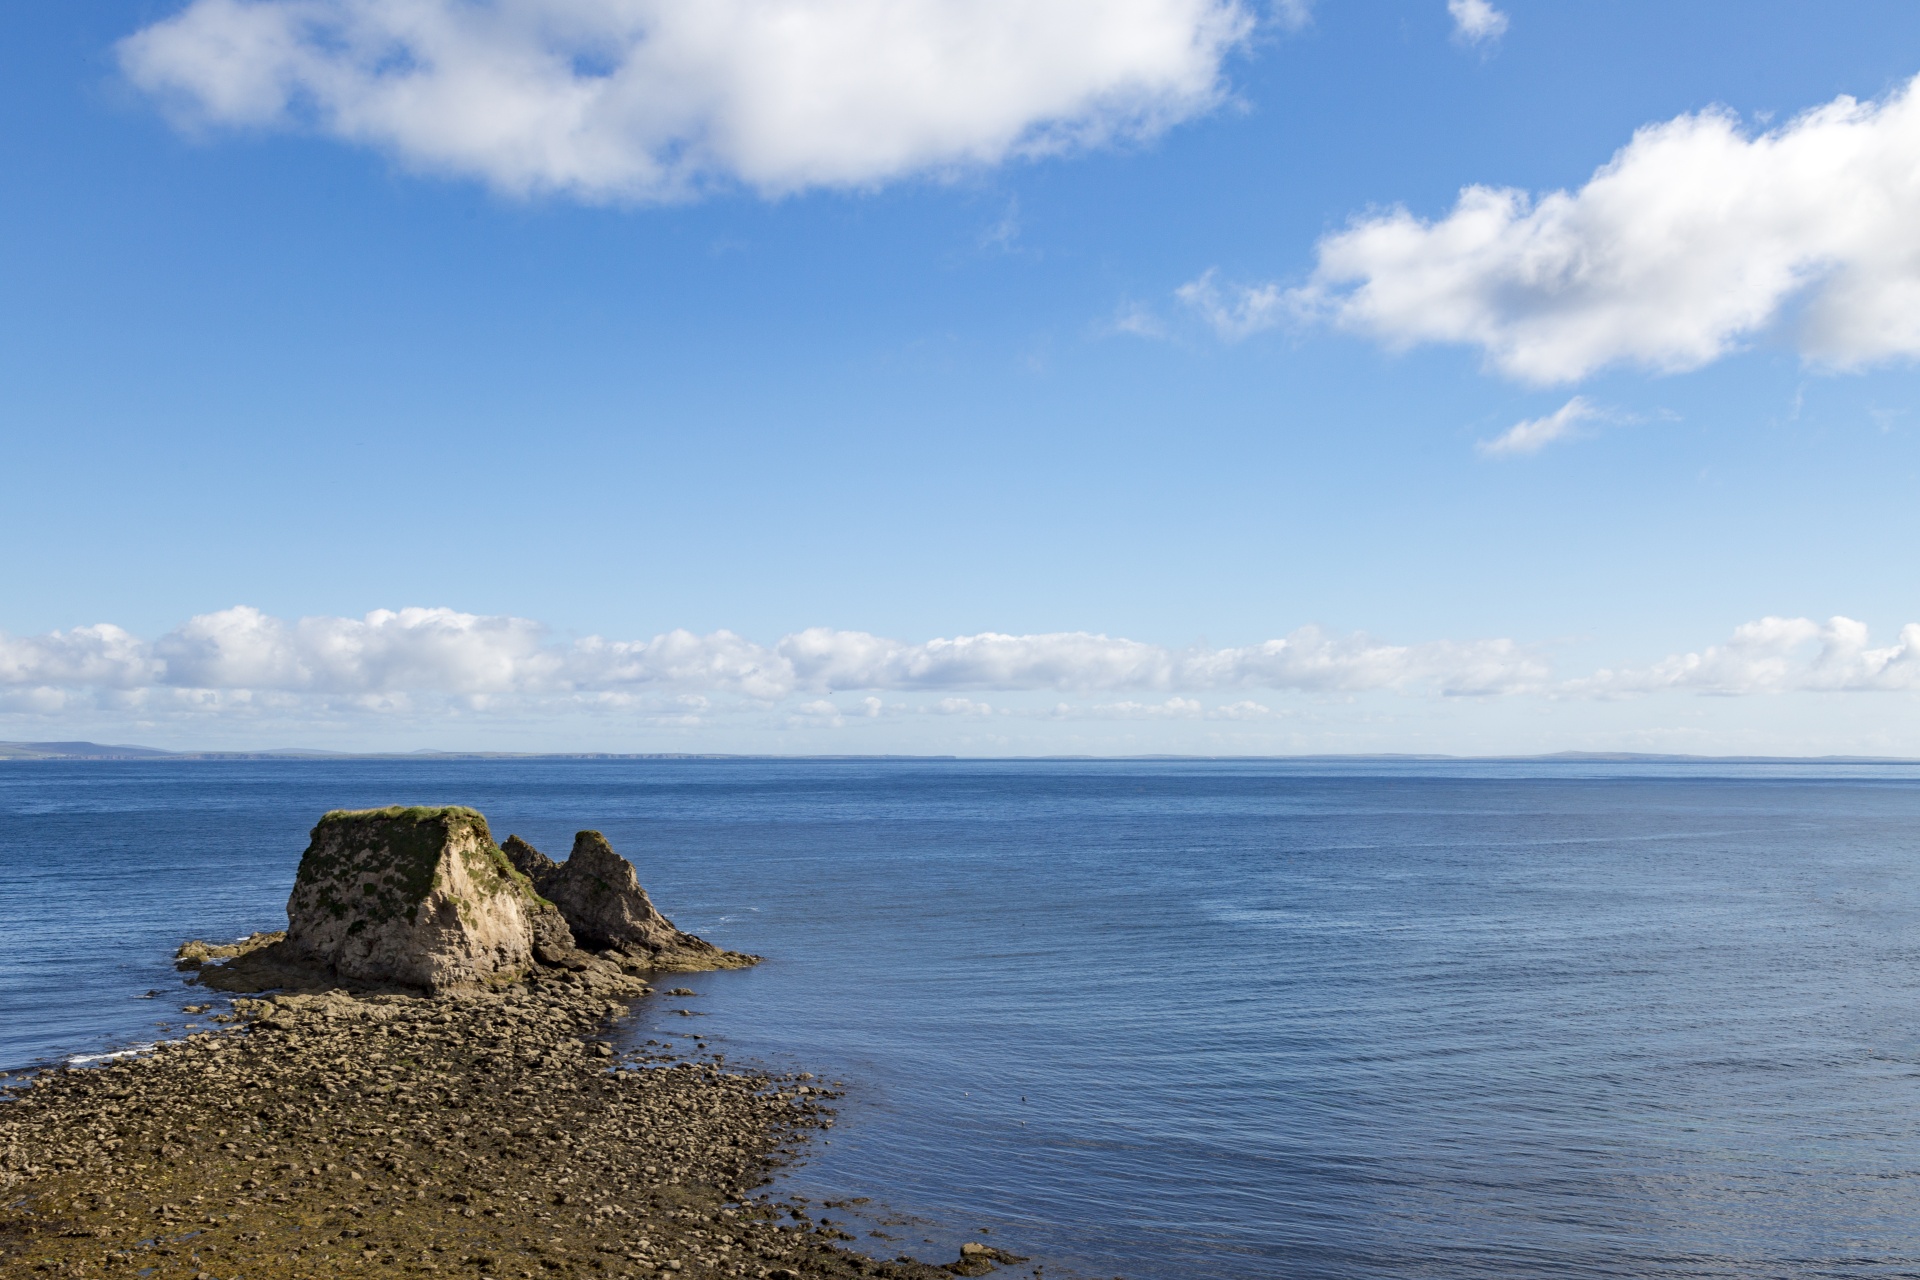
5;0;1920;755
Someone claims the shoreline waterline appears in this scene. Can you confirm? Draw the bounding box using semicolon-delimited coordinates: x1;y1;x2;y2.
0;973;1023;1279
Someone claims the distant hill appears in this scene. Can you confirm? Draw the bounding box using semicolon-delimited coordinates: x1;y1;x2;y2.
2;742;1917;764
0;742;760;761
0;741;179;760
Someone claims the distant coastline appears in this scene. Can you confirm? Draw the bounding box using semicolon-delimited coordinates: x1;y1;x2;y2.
5;740;1920;765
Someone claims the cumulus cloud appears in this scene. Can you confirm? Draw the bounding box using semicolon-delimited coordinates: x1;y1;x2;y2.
1447;0;1507;45
154;606;556;692
0;606;1545;706
0;624;160;690
12;608;1920;727
1576;616;1920;696
1293;73;1920;382
1477;396;1598;456
118;0;1253;200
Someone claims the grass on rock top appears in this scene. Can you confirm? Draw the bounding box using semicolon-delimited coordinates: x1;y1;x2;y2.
299;806;545;928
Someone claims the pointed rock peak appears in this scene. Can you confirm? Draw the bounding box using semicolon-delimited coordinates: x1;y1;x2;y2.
503;834;560;888
540;830;754;970
568;829;631;874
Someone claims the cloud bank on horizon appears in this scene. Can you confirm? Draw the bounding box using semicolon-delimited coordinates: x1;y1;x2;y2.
4;608;1919;724
119;0;1253;200
1191;72;1920;383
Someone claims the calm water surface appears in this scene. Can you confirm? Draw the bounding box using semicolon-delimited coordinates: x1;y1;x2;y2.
4;758;1920;1278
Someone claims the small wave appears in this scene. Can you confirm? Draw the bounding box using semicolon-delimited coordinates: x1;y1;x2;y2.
67;1043;159;1066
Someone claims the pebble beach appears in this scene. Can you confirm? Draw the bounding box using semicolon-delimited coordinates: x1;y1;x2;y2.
0;974;1020;1280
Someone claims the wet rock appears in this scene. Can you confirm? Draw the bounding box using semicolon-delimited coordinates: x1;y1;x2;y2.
173;932;284;970
948;1243;1029;1276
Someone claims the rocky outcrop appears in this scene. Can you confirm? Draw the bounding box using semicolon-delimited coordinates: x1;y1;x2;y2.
281;806;547;992
504;830;756;970
179;806;754;994
0;983;1021;1280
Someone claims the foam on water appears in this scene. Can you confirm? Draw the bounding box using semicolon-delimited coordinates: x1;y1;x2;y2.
5;758;1920;1277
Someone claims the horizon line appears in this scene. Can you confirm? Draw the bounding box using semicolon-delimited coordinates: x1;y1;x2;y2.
4;741;1920;765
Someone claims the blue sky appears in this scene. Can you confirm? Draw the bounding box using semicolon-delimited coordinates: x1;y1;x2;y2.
5;0;1920;754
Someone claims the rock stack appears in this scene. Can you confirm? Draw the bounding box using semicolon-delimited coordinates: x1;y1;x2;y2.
503;829;741;970
181;805;755;995
283;806;544;991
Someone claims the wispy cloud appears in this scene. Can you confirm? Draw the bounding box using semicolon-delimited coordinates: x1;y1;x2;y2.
1273;0;1315;31
1447;0;1508;45
1109;300;1171;340
980;199;1022;253
1477;396;1599;456
1290;73;1920;382
1176;268;1287;339
119;0;1255;202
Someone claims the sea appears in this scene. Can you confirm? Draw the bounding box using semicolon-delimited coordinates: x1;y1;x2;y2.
5;757;1920;1279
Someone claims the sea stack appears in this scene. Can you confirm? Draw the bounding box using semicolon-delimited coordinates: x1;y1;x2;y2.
503;830;751;971
181;804;756;994
284;806;547;992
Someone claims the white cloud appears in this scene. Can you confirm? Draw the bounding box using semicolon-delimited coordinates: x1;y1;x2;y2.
154;605;556;692
1477;396;1597;457
566;627;792;700
0;607;1546;707
0;624;161;689
1293;73;1920;382
1176;268;1286;340
119;0;1253;201
1091;696;1204;718
11;609;1920;730
934;696;995;716
1447;0;1507;45
1576;616;1920;696
1273;0;1313;32
781;626;1182;691
1109;300;1170;340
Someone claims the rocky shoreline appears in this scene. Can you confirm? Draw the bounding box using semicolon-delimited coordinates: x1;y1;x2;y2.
0;806;1025;1279
0;977;1021;1278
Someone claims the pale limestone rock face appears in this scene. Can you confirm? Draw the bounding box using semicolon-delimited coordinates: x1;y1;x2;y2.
285;806;542;992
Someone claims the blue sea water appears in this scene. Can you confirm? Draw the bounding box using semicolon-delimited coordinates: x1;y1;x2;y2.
5;758;1920;1278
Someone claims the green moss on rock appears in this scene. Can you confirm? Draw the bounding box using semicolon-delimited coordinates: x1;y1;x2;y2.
286;805;545;992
